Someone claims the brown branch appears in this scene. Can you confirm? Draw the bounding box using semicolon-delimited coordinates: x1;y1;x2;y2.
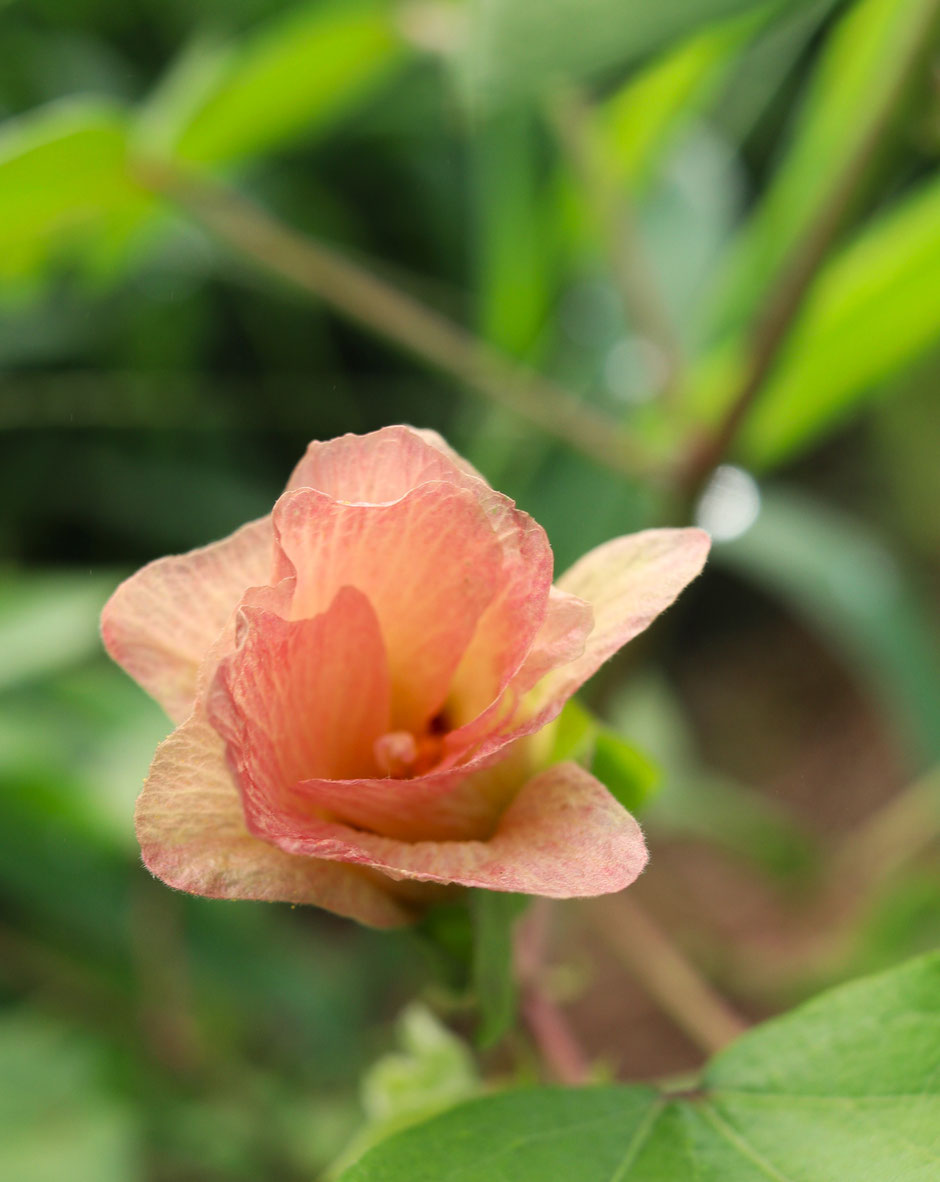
677;0;940;504
587;894;748;1056
138;162;654;483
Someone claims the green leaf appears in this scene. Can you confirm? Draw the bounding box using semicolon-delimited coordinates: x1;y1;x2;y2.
710;0;837;144
591;731;660;814
739;174;940;466
459;0;815;110
339;952;940;1180
709;0;939;336
0;570;119;692
715;487;940;764
0;99;142;286
550;698;597;763
145;1;407;167
470;889;528;1048
689;173;940;467
551;700;661;814
472;110;554;358
596;18;748;193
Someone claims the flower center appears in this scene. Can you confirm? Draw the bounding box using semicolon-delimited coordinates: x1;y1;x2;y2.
373;710;450;779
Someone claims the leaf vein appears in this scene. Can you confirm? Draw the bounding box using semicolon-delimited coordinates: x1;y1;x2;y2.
608;1099;664;1182
698;1101;797;1182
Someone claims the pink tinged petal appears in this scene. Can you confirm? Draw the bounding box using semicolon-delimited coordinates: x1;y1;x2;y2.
444;491;555;726
256;761;648;897
208;588;391;818
535;527;711;710
441;587;593;766
286;736;539;843
101;518;274;723
272;484;506;732
135;710;413;927
286;425;487;504
510;587;594;689
441;530;708;768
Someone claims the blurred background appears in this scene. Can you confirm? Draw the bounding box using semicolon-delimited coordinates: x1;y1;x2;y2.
1;0;939;1177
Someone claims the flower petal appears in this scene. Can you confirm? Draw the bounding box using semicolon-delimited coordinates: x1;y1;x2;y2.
209;587;391;799
285;737;538;842
438;530;708;769
272;483;507;732
535;527;710;710
253;761;648;897
286;425;485;504
101;518;274;723
441;586;593;766
444;491;555;726
135;710;414;926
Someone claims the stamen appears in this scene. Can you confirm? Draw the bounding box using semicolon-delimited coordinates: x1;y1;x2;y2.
374;730;418;778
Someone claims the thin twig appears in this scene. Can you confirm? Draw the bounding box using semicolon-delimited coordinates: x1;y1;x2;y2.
551;87;684;399
680;767;940;1002
138;162;654;483
520;987;592;1085
587;894;748;1056
677;0;940;504
830;764;940;899
515;899;591;1084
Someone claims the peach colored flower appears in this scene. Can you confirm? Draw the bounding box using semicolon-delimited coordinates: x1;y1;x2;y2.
102;427;709;927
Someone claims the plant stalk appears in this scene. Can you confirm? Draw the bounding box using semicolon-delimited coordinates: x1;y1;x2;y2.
139;162;653;484
587;894;748;1056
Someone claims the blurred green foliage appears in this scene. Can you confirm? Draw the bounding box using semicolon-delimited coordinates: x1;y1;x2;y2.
1;0;938;1176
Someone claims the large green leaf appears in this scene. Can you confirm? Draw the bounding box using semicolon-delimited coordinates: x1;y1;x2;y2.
142;1;407;167
709;0;939;336
715;487;940;765
340;952;940;1180
0;99;142;285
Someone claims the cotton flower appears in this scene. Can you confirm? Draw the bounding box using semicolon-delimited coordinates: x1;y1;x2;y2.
102;426;709;926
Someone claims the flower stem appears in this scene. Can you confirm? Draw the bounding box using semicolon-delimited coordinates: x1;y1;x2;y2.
515;899;590;1085
587;894;748;1056
519;984;591;1085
